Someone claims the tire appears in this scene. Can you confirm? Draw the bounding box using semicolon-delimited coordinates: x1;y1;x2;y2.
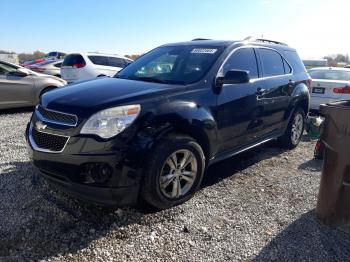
279;107;306;149
141;135;205;210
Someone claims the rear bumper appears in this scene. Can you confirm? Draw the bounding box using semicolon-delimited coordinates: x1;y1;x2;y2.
310;97;340;110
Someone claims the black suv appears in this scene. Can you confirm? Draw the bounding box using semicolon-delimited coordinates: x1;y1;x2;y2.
26;38;310;209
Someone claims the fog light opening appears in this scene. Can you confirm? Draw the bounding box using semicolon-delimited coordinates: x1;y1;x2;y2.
81;163;112;184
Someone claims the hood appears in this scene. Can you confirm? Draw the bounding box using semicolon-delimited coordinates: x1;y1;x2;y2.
41;77;181;116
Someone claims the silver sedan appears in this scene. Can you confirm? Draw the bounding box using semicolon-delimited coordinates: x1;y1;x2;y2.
0;60;67;109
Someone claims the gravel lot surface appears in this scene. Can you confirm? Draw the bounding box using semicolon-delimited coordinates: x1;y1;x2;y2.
0;108;349;262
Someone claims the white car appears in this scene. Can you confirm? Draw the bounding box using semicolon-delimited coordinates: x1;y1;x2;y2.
60;53;133;83
309;67;350;111
29;60;63;77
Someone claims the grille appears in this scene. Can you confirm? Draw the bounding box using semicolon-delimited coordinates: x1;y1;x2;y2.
32;128;68;152
37;105;77;126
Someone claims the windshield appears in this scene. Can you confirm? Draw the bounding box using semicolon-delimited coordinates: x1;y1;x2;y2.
116;45;224;85
308;69;350;81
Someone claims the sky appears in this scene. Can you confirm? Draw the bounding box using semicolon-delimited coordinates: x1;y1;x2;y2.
1;0;349;59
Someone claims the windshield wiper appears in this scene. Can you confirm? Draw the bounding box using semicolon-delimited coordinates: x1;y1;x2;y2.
133;76;168;84
115;75;185;85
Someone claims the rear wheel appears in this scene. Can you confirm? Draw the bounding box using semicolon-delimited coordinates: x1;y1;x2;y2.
279;107;305;149
141;135;205;210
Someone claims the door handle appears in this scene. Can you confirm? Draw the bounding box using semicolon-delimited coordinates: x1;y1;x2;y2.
256;87;266;95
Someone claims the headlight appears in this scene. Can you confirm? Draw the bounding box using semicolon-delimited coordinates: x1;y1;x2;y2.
81;105;141;139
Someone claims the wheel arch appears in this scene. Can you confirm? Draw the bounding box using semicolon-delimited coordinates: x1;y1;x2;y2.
35;85;58;104
139;102;218;163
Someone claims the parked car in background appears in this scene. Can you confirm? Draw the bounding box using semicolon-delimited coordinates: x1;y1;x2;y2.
29;60;63;77
22;58;46;68
303;59;328;69
308;67;350;111
60;53;133;83
0;53;19;64
0;60;66;109
22;52;65;68
27;38;310;209
45;51;66;60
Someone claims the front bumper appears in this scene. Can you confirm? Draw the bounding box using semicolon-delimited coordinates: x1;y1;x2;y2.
26;122;144;207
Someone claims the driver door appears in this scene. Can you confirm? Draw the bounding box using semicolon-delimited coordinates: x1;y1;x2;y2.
0;62;35;108
216;47;266;153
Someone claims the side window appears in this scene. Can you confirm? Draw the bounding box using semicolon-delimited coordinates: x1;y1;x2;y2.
0;62;16;75
108;57;126;68
54;62;62;68
88;56;109;66
223;48;258;79
0;64;6;75
259;49;285;77
283;59;292;74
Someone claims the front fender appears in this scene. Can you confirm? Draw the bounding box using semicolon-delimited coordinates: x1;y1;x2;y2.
137;100;218;161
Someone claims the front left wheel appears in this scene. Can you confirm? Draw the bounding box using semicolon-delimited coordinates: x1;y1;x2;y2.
141;135;205;210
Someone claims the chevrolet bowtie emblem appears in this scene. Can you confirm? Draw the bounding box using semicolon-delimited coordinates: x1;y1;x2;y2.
35;121;47;131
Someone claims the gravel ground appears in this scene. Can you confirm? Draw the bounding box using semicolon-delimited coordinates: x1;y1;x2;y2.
0;108;349;262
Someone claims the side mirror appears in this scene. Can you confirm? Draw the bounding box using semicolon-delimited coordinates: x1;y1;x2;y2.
216;70;250;87
8;68;29;77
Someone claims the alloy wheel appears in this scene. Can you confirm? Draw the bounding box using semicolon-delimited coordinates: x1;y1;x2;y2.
159;149;198;199
291;113;303;144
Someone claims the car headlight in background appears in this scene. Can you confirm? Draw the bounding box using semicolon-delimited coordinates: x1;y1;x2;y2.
81;105;141;139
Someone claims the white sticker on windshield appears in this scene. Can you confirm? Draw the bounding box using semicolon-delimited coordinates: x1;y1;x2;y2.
191;48;217;54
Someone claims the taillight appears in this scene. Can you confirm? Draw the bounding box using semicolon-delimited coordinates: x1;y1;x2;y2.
333;86;350;94
72;63;85;68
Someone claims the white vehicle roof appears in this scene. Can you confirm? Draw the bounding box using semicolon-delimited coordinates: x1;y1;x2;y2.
308;67;350;72
68;52;133;61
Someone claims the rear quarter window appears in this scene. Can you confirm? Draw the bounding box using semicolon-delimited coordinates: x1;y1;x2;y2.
283;50;306;74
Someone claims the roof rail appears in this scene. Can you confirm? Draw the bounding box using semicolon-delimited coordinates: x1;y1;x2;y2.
243;36;288;46
191;38;211;41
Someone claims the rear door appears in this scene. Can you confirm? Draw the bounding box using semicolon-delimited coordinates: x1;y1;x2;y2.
108;57;128;73
256;47;293;135
88;56;120;77
0;62;35;108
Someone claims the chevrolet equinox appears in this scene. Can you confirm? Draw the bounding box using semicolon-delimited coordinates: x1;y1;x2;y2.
26;38;310;209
